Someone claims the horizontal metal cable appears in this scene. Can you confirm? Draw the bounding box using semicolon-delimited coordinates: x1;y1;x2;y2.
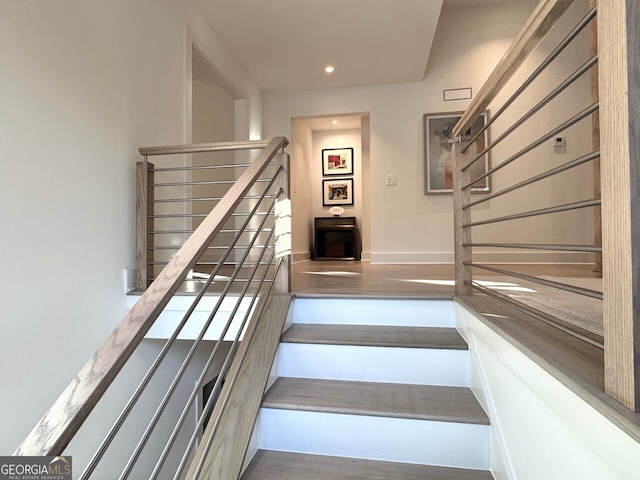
152;178;272;187
461;6;597;153
151;195;274;204
463;150;600;209
463;198;600;228
462;102;599;190
150;211;270;219
468;281;603;349
151;163;252;172
153;180;235;187
462;55;598;172
466;262;603;300
149;260;273;267
191;261;274;266
150;228;273;234
148;276;274;284
464;242;602;253
150;245;255;251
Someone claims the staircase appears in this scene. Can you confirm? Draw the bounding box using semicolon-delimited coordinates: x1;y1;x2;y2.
241;297;494;479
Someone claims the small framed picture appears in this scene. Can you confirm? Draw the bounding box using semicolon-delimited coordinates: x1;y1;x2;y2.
322;178;354;206
322;147;354;176
424;111;490;194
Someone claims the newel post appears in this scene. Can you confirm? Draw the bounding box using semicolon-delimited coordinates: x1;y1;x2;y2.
453;140;473;296
135;160;154;292
599;0;640;410
274;149;291;293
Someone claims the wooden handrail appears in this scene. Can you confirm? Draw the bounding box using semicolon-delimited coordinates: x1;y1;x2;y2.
139;139;272;157
15;137;289;456
452;0;574;137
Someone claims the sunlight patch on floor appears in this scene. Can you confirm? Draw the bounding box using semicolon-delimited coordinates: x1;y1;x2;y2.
475;280;537;293
399;279;455;286
396;278;536;293
302;271;362;276
481;313;512;319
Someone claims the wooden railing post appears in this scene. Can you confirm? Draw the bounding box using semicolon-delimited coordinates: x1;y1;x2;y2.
274;149;291;293
135;160;154;291
599;0;640;411
453;141;473;296
590;0;602;275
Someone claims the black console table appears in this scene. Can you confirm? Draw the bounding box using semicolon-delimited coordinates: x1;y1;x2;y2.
314;217;361;260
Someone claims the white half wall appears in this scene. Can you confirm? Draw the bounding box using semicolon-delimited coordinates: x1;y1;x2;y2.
456;303;640;479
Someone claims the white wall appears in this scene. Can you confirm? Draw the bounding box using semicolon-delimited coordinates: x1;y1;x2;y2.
263;0;594;264
456;303;640;479
0;0;261;456
290;120;314;261
312;130;362;221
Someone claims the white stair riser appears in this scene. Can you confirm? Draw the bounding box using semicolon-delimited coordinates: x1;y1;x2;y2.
126;295;255;341
292;298;455;327
144;310;250;341
276;343;470;387
257;408;490;470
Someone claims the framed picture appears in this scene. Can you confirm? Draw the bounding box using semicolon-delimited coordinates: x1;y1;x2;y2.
424;111;490;194
322;147;354;176
322;178;354;206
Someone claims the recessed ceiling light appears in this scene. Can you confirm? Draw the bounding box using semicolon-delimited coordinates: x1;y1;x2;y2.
325;65;335;74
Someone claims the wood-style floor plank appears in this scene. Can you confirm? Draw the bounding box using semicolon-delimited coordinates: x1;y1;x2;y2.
241;450;494;480
262;377;489;425
281;324;468;349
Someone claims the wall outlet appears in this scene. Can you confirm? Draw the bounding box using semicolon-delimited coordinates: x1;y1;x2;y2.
385;175;397;186
554;136;566;147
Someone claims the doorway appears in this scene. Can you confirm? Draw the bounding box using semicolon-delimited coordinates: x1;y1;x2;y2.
290;113;371;263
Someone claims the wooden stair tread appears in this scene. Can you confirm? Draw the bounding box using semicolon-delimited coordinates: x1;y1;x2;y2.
241;450;494;480
262;377;489;425
281;324;468;349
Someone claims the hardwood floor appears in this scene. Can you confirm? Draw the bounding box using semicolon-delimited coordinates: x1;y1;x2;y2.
241;450;494;480
281;324;469;349
291;260;600;297
291;261;455;296
262;377;489;425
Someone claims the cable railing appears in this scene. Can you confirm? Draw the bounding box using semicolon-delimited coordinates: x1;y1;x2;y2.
452;1;603;347
15;137;291;479
136;139;280;291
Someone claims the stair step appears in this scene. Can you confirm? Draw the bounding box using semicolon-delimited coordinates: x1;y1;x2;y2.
282;324;468;349
248;298;490;472
263;377;488;424
241;450;494;480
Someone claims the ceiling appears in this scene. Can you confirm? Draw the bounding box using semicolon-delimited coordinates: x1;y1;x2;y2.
192;0;521;94
192;0;444;93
